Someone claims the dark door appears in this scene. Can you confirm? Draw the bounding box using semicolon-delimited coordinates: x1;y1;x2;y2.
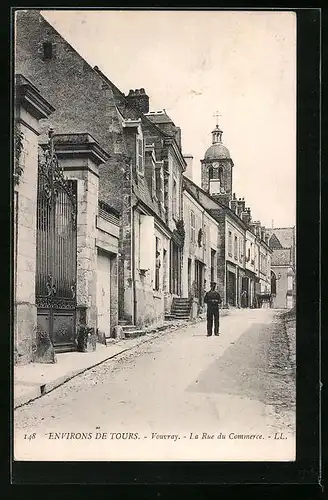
227;270;236;306
195;260;204;305
188;258;192;298
35;131;77;352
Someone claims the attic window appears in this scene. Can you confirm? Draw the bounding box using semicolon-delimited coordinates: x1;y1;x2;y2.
43;42;53;60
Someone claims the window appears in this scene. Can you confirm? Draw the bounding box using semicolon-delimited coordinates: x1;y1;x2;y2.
43;42;53;60
211;249;216;283
239;237;243;261
228;230;232;256
155;169;161;199
234;235;238;259
190;210;196;243
155;237;161;291
218;167;223;184
136;136;144;174
172;179;177;218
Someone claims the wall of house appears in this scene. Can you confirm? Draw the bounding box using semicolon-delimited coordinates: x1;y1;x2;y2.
259;245;272;294
14;104;40;364
96;214;119;338
271;266;291;309
133;210;169;327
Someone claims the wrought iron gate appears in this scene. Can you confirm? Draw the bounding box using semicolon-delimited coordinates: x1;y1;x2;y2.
35;130;77;352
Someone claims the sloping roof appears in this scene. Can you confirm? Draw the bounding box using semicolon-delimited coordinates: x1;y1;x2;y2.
267;227;295;249
146;111;174;124
271;248;292;266
269;233;283;249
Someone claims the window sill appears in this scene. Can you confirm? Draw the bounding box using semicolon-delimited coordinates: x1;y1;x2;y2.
153;291;162;299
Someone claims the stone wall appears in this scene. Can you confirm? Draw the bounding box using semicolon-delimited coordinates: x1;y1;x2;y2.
14;110;39;363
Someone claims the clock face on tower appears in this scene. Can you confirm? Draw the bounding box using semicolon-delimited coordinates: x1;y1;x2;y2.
212;162;220;168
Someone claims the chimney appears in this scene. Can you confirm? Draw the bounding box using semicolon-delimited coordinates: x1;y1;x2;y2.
236;198;245;217
241;207;251;225
126;88;149;114
183;154;194;181
261;226;266;241
230;199;238;214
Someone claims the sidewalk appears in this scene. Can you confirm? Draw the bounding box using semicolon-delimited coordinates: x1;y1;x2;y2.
14;315;221;409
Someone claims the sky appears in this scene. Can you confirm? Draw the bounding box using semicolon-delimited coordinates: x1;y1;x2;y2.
42;9;296;228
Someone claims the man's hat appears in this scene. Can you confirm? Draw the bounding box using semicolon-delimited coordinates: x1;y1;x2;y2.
210;281;216;286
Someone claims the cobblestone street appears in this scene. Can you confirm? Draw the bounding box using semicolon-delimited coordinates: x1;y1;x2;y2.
14;308;296;461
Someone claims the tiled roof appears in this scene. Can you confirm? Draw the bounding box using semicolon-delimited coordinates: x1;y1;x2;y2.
146;111;174;124
271;248;291;266
267;227;295;249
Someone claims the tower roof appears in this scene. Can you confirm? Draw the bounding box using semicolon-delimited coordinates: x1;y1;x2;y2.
204;123;230;160
204;143;231;160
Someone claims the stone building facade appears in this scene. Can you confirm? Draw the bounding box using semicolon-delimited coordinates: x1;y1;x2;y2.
182;187;221;317
267;227;296;309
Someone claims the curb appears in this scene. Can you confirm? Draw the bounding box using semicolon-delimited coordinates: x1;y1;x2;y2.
13;318;196;410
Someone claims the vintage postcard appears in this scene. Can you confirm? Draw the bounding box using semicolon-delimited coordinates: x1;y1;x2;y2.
13;8;297;463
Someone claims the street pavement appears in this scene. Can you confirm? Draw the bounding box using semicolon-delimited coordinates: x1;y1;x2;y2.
14;308;296;462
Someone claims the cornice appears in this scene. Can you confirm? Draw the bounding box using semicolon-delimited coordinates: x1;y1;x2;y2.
42;133;110;165
15;74;55;120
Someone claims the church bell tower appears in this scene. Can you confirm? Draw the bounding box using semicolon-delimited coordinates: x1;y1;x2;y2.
201;115;234;206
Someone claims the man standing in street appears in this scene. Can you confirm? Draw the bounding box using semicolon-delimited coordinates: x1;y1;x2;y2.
204;282;222;336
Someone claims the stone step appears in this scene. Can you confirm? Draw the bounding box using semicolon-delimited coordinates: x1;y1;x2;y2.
123;329;146;339
120;324;137;332
171;306;191;312
171;314;190;319
170;312;191;318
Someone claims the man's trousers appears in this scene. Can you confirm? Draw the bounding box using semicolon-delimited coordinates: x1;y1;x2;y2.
207;308;220;335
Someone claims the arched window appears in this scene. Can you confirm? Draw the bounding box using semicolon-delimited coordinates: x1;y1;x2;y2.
218;167;223;184
209;167;214;180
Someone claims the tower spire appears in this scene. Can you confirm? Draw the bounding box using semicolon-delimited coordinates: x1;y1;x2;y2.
212;111;223;144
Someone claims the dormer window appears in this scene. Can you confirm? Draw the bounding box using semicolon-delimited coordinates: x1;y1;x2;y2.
136;134;144;175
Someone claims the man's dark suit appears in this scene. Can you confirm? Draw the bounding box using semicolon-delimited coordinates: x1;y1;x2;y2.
204;289;222;336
